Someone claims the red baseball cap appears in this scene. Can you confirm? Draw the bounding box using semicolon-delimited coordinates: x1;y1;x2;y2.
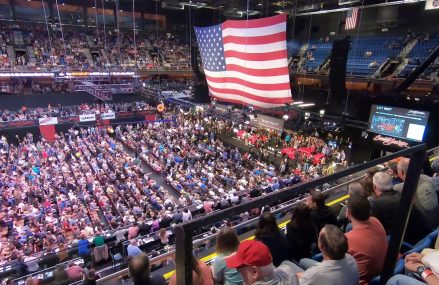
225;240;273;268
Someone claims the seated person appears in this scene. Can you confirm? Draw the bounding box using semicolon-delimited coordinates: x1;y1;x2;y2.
287;224;359;285
346;193;387;285
225;240;297;285
386;251;439;285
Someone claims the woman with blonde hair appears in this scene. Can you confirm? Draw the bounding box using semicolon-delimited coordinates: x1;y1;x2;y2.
212;227;243;285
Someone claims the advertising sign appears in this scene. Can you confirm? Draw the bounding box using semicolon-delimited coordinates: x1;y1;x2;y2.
38;117;59;126
79;114;96;122
255;114;284;132
101;112;116;120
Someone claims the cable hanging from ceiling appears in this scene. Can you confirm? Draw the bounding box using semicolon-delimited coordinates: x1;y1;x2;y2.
101;0;107;50
94;0;99;45
132;0;137;69
54;0;68;71
40;0;52;53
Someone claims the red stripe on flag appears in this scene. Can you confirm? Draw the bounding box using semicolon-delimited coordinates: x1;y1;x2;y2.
205;75;290;91
210;94;289;109
226;64;289;77
222;14;286;29
208;86;290;103
224;50;287;61
223;32;286;45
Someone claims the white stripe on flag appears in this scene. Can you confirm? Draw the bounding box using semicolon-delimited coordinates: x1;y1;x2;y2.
224;57;288;69
222;22;286;38
210;90;288;108
203;69;289;84
206;80;291;97
223;41;286;53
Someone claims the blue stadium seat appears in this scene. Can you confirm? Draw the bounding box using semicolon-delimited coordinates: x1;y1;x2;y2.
369;230;439;285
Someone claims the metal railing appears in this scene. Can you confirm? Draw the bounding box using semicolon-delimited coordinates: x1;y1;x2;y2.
94;169;369;284
174;144;428;285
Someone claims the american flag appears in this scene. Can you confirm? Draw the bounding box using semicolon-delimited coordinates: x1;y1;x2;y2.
194;15;292;109
345;8;359;30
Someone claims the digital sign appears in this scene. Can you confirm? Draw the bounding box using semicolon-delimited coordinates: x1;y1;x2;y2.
368;105;430;142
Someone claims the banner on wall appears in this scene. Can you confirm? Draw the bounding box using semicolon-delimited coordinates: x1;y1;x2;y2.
425;0;439;10
39;125;56;142
38;117;58;126
101;112;116;120
79;114;96;122
215;103;232;112
254;114;284;132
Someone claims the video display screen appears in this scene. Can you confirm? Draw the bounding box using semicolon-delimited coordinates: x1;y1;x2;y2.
368;105;430;142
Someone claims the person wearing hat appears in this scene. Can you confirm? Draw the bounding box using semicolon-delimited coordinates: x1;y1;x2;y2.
225;240;297;285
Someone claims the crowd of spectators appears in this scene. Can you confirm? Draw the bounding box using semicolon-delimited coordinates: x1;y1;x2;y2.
0;22;191;71
0;105;438;285
148;157;439;285
0;101;150;122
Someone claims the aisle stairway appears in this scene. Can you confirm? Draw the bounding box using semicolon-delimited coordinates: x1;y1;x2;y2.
13;31;24;46
118;141;179;199
101;48;110;63
6;46;15;64
26;46;36;65
83;48;94;67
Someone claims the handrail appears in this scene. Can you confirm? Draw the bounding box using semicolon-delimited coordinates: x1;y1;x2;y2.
11;257;83;283
94;171;367;284
175;144;428;285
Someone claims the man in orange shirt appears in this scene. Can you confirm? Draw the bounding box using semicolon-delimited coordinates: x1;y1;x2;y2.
345;193;387;285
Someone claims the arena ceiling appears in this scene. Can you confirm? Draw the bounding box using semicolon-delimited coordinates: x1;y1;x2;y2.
152;0;425;17
58;0;426;19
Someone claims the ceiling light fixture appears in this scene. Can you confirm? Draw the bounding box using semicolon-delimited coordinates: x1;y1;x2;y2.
298;103;315;107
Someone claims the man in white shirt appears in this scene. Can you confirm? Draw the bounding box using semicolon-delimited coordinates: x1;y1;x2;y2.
287;224;359;285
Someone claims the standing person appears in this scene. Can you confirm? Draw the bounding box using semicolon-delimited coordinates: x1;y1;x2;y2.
286;203;318;262
127;239;142;257
346;193;388;285
168;254;214;285
77;233;91;260
212;227;243;285
128;253;166;285
254;212;289;267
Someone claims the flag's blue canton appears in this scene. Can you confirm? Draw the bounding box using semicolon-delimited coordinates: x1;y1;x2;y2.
195;25;226;72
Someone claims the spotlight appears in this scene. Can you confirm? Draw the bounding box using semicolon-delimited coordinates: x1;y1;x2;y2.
282;114;289;120
304;112;310;120
319;109;325;117
361;131;368;139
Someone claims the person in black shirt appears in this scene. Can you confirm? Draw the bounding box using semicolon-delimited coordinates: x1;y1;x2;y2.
254;212;289;266
138;221;152;236
307;189;338;232
286;202;318;262
128;253;166;285
370;172;401;235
